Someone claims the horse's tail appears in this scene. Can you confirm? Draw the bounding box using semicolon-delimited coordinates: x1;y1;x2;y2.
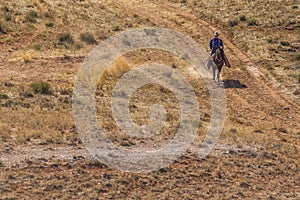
224;54;231;67
206;57;212;69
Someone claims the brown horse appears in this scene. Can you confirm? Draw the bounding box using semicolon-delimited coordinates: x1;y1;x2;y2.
207;48;225;85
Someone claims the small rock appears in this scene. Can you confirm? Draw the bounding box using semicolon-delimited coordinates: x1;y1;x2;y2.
263;152;277;159
4;147;13;154
240;182;250;188
269;195;276;200
159;167;169;173
73;155;85;161
4;82;14;87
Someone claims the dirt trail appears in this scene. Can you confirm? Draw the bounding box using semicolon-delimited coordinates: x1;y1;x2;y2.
0;145;91;167
0;142;262;167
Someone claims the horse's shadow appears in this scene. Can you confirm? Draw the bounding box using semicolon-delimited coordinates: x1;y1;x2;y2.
222;79;247;89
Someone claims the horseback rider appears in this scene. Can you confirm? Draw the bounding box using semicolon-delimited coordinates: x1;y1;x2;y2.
209;31;225;59
209;31;230;67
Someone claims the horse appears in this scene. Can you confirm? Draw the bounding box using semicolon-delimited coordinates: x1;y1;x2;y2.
206;48;225;85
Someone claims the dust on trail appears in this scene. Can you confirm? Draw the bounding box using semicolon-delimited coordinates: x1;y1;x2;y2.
0;145;91;167
0;142;261;167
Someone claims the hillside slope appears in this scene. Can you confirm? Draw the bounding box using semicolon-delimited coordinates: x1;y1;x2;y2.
0;0;299;199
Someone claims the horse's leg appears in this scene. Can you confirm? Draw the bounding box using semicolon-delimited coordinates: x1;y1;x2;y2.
213;65;218;81
217;69;220;84
217;65;222;84
212;67;216;81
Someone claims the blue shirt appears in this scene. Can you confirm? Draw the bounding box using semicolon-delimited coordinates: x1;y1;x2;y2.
209;37;224;50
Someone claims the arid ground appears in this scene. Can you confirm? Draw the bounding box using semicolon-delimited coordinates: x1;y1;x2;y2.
0;0;299;199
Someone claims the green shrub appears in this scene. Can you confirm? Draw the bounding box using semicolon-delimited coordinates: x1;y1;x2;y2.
239;14;247;21
25;10;38;23
278;128;288;133
0;94;9;99
294;54;300;61
31;82;52;94
58;88;73;96
280;41;290;46
266;65;273;70
247;18;258;26
254;129;263;133
267;38;278;44
80;32;97;45
44;11;55;18
0;21;6;34
58;32;74;44
33;43;42;50
45;22;55;27
293;89;300;95
228;18;239;27
1;6;12;22
2;100;14;107
1;5;10;12
230;128;237;133
75;41;84;49
5;13;12;21
52;41;58;48
113;25;121;32
20;91;34;98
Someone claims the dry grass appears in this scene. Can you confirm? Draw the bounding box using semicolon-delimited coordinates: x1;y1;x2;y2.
0;0;299;199
0;0;297;150
0;0;155;59
95;51;210;149
0;0;155;146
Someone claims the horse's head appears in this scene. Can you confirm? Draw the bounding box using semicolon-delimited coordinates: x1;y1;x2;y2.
214;48;222;62
210;47;224;70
